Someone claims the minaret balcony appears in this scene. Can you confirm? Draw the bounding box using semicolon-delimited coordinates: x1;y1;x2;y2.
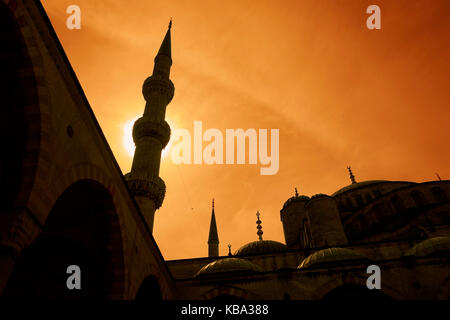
132;117;171;148
124;173;166;209
142;75;174;103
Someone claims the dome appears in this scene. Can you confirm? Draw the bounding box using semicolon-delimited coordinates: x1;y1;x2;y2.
298;247;368;269
195;257;263;277
310;193;330;200
405;237;450;258
234;240;287;256
331;180;415;197
281;194;310;210
332;180;388;196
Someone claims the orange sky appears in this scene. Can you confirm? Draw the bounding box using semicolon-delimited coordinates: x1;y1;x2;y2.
41;0;450;260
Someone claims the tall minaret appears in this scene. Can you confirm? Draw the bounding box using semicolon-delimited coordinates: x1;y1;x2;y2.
125;21;174;233
208;199;219;257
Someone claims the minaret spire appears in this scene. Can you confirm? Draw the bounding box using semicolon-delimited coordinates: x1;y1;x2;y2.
156;19;172;62
124;24;175;233
347;166;357;184
208;198;219;257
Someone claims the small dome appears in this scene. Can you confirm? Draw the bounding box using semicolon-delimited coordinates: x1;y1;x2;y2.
298;247;368;269
234;240;287;256
195;257;263;277
405;237;450;258
310;193;330;200
282;195;310;210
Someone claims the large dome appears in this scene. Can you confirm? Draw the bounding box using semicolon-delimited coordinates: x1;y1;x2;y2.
405;237;450;257
331;180;415;196
234;240;287;256
298;247;368;269
195;257;263;277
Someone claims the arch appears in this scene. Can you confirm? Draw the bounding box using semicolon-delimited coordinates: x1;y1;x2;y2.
390;195;405;213
313;272;401;300
210;294;245;302
411;190;427;208
345;197;353;211
3;179;125;299
373;202;390;219
0;0;41;212
198;286;258;300
0;0;53;267
355;194;364;207
135;275;162;301
431;187;447;203
436;275;450;300
322;283;392;300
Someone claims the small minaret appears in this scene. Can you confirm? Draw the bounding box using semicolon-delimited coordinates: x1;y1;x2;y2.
125;21;174;232
208;199;219;257
256;211;263;240
227;244;232;256
347;166;357;184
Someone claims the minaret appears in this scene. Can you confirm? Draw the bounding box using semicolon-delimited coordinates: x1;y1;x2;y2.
208;199;219;257
125;21;174;232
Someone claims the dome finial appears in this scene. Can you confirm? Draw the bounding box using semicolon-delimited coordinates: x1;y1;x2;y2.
435;172;442;181
295;187;299;197
256;211;263;241
347;166;357;184
228;244;232;256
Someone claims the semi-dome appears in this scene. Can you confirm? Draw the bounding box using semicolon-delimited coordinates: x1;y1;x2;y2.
195;257;263;277
405;237;450;258
234;240;287;256
298;247;368;269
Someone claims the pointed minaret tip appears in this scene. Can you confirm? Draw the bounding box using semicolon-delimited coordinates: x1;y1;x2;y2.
156;20;172;59
208;198;219;244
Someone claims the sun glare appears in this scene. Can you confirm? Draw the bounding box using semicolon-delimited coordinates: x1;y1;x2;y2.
123;116;173;158
123;117;138;157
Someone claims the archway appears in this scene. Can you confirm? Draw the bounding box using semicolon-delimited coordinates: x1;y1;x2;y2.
136;275;162;301
0;0;40;212
322;283;392;300
3;179;124;299
210;294;245;302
